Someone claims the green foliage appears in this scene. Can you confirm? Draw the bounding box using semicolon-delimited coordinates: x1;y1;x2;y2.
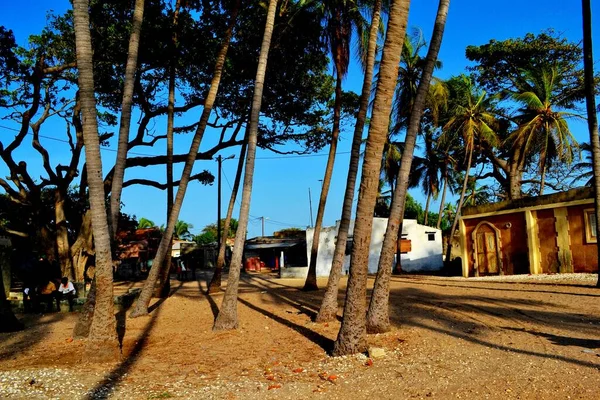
174;220;194;241
137;218;156;229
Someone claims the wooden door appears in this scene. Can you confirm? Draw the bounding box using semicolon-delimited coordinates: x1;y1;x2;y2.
475;225;500;275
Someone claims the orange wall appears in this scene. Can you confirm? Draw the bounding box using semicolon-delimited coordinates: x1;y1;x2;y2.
463;212;529;276
567;204;598;273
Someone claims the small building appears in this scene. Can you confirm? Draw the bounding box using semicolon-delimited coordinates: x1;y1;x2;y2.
305;218;443;278
458;187;599;277
244;236;308;277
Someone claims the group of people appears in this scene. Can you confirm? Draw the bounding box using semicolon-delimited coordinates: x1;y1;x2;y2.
21;256;78;313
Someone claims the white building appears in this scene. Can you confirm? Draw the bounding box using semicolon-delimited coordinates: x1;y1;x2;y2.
305;218;443;277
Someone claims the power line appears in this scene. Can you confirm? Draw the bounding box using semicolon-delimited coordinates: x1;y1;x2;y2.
0;124;154;157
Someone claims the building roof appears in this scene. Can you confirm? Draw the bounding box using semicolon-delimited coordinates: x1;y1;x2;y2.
244;236;305;250
462;187;593;217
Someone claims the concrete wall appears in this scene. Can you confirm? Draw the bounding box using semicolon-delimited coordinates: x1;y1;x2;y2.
305;218;443;277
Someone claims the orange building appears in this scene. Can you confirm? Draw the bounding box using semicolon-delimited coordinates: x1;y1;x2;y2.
458;187;598;277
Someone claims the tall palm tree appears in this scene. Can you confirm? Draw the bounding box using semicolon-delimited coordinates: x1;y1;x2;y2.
443;75;498;265
332;0;411;356
72;0;119;359
412;130;441;225
315;0;382;323
213;0;279;330
303;0;366;291
109;0;146;238
581;0;600;287
436;132;457;229
129;0;240;318
208;136;248;293
366;0;450;334
508;66;579;195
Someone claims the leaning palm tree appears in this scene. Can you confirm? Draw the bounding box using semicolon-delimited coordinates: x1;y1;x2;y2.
129;0;240;318
213;0;279;330
303;0;366;291
109;0;146;238
443;75;498;265
508;66;579;195
581;0;600;287
72;0;119;359
366;0;450;334
332;0;412;356
315;0;382;323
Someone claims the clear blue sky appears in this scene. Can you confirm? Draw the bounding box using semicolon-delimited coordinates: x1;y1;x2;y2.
0;0;598;238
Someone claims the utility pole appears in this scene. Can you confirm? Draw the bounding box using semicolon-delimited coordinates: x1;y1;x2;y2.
261;216;266;237
308;187;314;228
217;155;222;251
216;154;234;251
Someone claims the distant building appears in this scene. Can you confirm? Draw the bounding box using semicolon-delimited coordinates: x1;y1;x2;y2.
303;218;443;278
244;236;307;277
458;187;599;277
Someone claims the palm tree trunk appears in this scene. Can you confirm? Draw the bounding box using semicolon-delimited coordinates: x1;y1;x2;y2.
444;147;473;271
424;190;432;225
581;0;600;288
109;0;146;238
55;186;75;280
130;0;240;317
315;0;381;323
158;0;182;299
213;0;278;331
366;0;450;334
436;173;448;229
208;136;248;294
303;72;343;291
539;166;546;195
72;0;119;360
332;0;411;356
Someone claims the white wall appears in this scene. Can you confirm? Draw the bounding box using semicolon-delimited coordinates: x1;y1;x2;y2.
305;218;443;277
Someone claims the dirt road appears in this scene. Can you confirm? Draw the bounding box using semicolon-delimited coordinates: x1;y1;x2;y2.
1;272;599;399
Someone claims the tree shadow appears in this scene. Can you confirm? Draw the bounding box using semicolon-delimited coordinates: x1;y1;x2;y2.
237;296;333;353
85;301;164;399
197;274;219;320
501;327;600;349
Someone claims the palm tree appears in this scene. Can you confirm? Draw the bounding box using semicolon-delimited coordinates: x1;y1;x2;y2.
332;0;411;356
572;142;594;186
212;0;279;330
72;0;119;359
508;66;579;195
436;133;457;229
303;0;366;291
174;220;194;240
138;218;156;229
365;0;450;334
581;0;600;287
315;0;382;323
109;0;146;238
412;130;441;225
208;138;247;293
443;75;498;265
129;0;240;318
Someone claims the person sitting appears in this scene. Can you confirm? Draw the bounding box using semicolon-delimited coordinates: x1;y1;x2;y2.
38;280;58;313
55;277;77;312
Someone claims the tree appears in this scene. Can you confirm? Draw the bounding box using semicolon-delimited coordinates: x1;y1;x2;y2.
213;0;279;331
303;0;365;291
581;0;600;287
174;220;194;240
332;0;411;356
366;0;450;334
507;66;579;195
109;0;146;238
129;0;241;318
0;260;23;332
72;0;119;360
443;76;498;266
138;218;156;229
315;0;382;323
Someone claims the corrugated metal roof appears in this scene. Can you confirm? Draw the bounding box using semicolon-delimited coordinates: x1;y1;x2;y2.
245;242;300;250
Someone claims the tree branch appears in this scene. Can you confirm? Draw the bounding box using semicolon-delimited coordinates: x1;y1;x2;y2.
123;171;214;190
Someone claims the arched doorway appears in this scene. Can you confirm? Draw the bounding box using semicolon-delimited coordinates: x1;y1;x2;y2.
471;221;503;276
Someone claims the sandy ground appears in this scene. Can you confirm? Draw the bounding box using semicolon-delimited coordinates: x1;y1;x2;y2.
1;271;600;399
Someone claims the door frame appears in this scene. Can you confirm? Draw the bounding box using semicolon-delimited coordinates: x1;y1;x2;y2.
471;221;503;277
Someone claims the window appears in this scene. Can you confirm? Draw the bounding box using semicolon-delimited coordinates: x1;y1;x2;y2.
426;232;436;241
584;209;597;244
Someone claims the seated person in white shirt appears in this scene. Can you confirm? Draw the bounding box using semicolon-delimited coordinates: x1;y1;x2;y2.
55;277;77;311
